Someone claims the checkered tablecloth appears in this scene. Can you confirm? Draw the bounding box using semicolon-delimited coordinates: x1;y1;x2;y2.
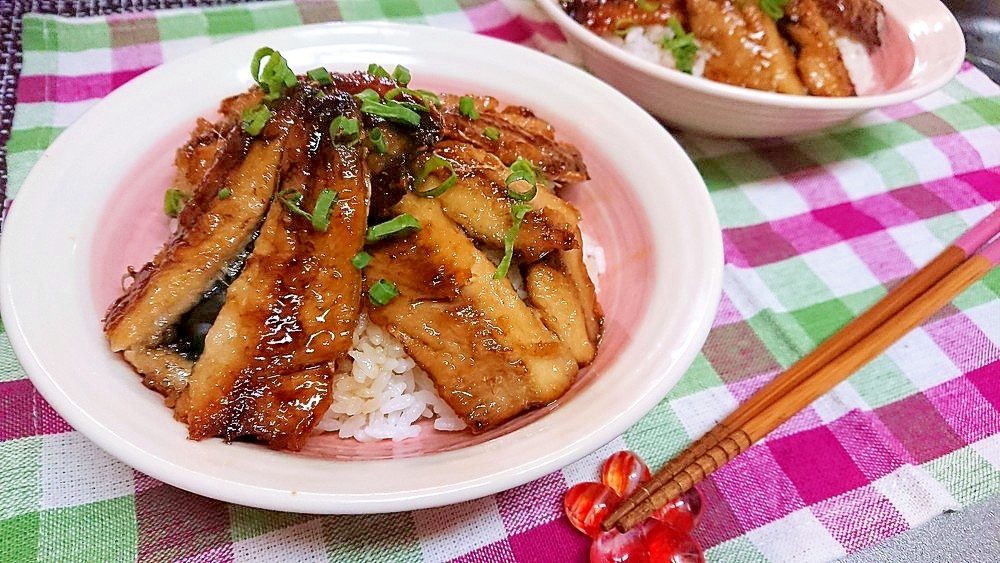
2;0;999;561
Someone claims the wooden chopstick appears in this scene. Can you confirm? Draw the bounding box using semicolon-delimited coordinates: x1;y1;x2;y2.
603;208;1000;532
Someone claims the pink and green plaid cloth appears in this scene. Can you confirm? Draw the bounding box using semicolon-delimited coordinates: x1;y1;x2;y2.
2;0;999;561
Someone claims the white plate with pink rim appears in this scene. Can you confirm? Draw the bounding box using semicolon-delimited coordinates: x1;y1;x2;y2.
0;22;722;513
537;0;966;137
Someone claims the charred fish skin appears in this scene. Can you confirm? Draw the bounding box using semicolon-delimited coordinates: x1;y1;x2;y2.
438;94;588;185
177;85;370;449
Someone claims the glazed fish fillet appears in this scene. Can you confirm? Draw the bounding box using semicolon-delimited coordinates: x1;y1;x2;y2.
175;86;370;450
103;100;283;404
688;0;807;94
784;0;856;96
364;194;579;431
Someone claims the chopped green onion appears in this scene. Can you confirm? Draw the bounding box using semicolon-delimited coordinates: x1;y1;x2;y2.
311;189;339;231
218;187;232;199
368;279;398;306
504;157;538;201
277;188;338;231
369;127;388;154
662;17;699;74
384;87;439;110
494;203;533;279
414;89;442;108
483;126;501;141
164;188;190;217
366;213;422;242
459;96;480;120
330;115;360;145
367;63;391;79
392;65;411;86
355;89;381;104
612;18;638;36
354;89;423;125
351;251;372;269
250;47;297;100
279;189;313;220
758;0;787;20
414;155;458;198
638;0;661;11
359;99;423;126
241;103;271;136
306;66;333;85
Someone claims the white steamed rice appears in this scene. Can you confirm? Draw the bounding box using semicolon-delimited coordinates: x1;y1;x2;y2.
315;314;467;442
607;25;712;78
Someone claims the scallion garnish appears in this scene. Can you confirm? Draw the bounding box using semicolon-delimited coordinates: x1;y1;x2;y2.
504;157;538;201
483;126;501;141
494;203;533;279
164;188;190;217
351;251;372;269
250;47;297;100
353;88;424;126
355;89;381;104
459;95;480;120
310;189;339;231
278;188;338;231
414;89;442;108
367;63;391;79
638;0;661;12
369;127;388;154
366;213;422;242
359;99;423;126
414;155;458;198
279;189;313;220
218;187;232;199
306;66;333;85
241;103;271;136
392;65;411;86
662;17;699;74
368;279;398;306
330;115;360;145
384;87;439;110
758;0;788;20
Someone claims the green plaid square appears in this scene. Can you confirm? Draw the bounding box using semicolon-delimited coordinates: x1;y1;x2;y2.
756;257;833;311
248;4;305;29
747;310;816;368
848;356;917;408
322;513;422;562
38;497;138;561
155;12;210;41
923;446;1000;507
229;506;312;541
0;512;40;562
668;353;724;399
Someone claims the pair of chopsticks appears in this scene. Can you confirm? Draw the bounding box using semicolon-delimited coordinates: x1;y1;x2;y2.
603;207;1000;533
